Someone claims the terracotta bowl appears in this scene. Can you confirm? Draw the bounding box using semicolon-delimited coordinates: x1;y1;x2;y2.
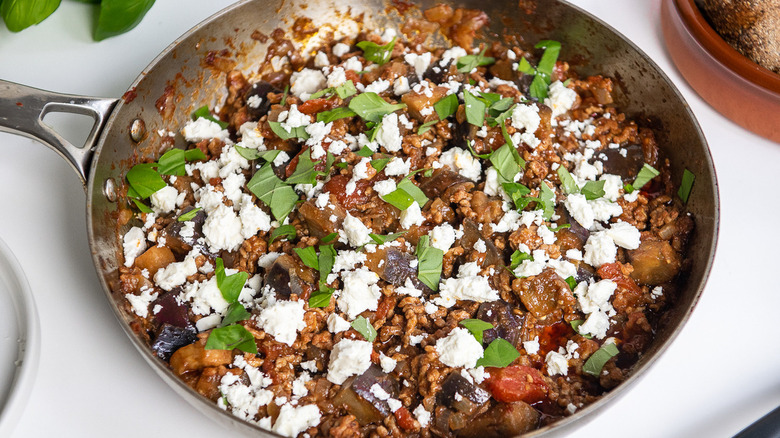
661;0;780;143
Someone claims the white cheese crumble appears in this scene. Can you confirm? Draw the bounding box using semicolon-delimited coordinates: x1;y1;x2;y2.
400;202;425;229
373;179;397;197
123;226;147;267
439;147;482;181
154;251;198;291
256;300;306;346
332;42;350;57
342;213;372;247
583;231;618;267
125;286;158;318
327;338;373;384
150;185;179;214
290;68;327;100
544;81;578;118
429;223;457;252
404;52;432;80
435;327;484;368
203;204;244;252
545;350;569;376
333;249;367;272
377;112;402;152
337;267;381;319
327;313;352;333
384;157;411;176
414;405;431;427
435;262;499;307
511;104;541;133
182;117;230;143
379;352;397;373
272;403;321;437
605;221;641;249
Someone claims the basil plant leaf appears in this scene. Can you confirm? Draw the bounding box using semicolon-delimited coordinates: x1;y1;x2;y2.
459;319;494;344
215;257;248;304
1;0;60;32
205;324;258;354
94;0;155;41
477;338;521;368
351;316;377;342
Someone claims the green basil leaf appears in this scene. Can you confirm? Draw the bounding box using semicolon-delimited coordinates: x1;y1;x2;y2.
247;163;299;221
308;283;335;308
157;149;186;176
539;181;556;220
569;319;593;339
269;224;296;244
309;87;334;100
336;80;357;99
356;36;396;66
131;198;153;213
184;148;207;161
548;223;571;232
416;235;443;291
317;107;357;123
564;276;577;290
583;343;619;376
381;188;414;211
529;75;549;100
517;57;535;75
294;247;319;270
678;168;695;203
351;316;377;342
94;0;155;41
280;84;290;107
286;149;324;186
397;178;428;207
556;166;579;194
466;142;493;159
489;101;515;126
221;302;251;327
126;163;165;199
1;0;60;32
215;258;248;304
534;40;561;79
235;145;265;161
624;183;635;194
205;324;258;354
456;48;495;73
581;180;605;201
459;319;494;344
490;143;521;184
269;121;310;141
370;158;390;172
318;244;337;283
417;120;437;135
177;207;202;222
356;145;374;158
348;92;406;123
321;232;338;244
477;338;520;368
463;89;486;127
190;105;228;129
632;163;660;191
434;94;459;120
509;250;533;270
368;232;406;246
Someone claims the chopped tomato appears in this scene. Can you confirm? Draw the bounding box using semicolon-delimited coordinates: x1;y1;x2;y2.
322;174;371;210
284;147;326;178
485;365;548;404
297;98;336;115
597;263;640;294
394;406;417;430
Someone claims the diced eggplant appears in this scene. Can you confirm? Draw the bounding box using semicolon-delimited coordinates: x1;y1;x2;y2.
162;207;206;256
298;197;346;239
364;246;422;288
520;269;569;319
264;254;316;300
133;245;176;276
153;290;192;328
245;81;280;119
575;262;597;284
558;205;590;243
600;144;644;180
401;85;449;122
333;365;399;425
457;401;540;437
423;60;455;85
452;120;479;151
458;218;504;268
152;323;198;361
476;302;523;346
438;372;490;415
420;169;475;200
628;240;682;285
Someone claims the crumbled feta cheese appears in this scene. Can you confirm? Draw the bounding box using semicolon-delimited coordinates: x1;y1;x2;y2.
290;68;327;100
404;52;432;80
125;286;158;318
545;350;569;376
400;202;425;229
413;405;431;427
327;313;352;333
365;79;391;94
314;51;330;67
435;327;484;368
377;112;402;152
327;338;373;384
544;81;578;118
439;147;482;181
373;179;397;197
474;239;487;253
203;204;244;252
523;337;540;355
150;185;179;214
272;403;321;437
651;286;664;299
256;300;306;346
123;226;147;267
583;231;617;267
393;76;411;95
379;352;397;373
273;151;290;167
239;201;272;238
384;157;411;176
605;221;641;249
395;277;423;297
182;117;230;143
154;251;198;291
429;223;457;252
337;267;381;319
435;262;499;307
333;249;367;272
343;56;363;72
511;104;541;133
342;213;372;247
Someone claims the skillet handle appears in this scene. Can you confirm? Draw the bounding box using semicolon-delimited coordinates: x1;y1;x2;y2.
0;80;118;187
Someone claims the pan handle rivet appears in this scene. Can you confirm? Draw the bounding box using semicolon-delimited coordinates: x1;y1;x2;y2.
103;178;117;202
130;119;146;143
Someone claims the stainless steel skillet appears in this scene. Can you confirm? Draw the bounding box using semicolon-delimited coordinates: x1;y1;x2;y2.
0;0;719;436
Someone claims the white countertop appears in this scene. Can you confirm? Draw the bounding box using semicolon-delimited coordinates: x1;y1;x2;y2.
1;1;778;437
